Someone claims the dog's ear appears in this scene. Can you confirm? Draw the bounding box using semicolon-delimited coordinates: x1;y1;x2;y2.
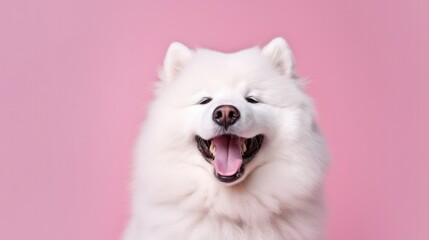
262;37;296;78
160;42;193;83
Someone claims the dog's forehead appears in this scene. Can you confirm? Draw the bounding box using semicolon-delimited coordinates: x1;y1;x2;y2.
191;48;268;73
165;47;293;103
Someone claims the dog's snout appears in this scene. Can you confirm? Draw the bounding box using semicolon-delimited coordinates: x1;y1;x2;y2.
212;105;240;129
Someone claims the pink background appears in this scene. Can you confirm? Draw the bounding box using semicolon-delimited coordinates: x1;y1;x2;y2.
1;0;428;239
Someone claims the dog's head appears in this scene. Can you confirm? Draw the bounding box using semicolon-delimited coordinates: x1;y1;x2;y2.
155;38;316;186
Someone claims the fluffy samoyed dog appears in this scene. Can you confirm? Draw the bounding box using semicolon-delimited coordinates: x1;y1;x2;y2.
124;37;329;240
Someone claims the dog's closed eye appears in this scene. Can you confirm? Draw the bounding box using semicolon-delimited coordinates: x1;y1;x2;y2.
245;96;259;104
199;97;212;105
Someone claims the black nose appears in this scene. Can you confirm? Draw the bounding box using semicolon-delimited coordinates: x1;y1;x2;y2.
212;105;240;129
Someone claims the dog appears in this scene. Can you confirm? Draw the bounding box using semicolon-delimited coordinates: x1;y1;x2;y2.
123;37;329;240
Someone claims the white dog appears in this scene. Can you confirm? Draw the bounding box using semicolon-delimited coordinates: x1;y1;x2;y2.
123;37;329;240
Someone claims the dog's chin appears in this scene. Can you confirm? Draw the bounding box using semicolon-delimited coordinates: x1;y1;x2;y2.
195;134;264;185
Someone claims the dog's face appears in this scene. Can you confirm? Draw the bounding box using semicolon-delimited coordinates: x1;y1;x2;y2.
156;38;314;186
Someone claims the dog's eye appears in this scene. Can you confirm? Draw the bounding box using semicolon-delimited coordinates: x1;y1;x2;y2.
245;96;259;104
199;97;212;105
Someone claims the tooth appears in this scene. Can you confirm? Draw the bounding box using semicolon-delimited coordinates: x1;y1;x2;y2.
210;143;216;156
241;142;247;154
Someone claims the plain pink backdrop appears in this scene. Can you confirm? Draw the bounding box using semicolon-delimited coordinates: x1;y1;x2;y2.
1;0;428;239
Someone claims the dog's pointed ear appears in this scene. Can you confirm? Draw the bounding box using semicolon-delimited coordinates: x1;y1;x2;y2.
262;37;296;78
160;42;193;83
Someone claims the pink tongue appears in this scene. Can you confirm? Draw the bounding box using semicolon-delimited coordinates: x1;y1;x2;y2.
212;136;243;176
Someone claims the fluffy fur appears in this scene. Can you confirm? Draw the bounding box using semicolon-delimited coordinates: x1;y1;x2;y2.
123;37;329;240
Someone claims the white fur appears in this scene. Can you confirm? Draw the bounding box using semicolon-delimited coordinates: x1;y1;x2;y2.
124;38;329;240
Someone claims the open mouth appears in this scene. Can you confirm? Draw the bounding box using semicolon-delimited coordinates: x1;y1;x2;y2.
196;134;264;183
